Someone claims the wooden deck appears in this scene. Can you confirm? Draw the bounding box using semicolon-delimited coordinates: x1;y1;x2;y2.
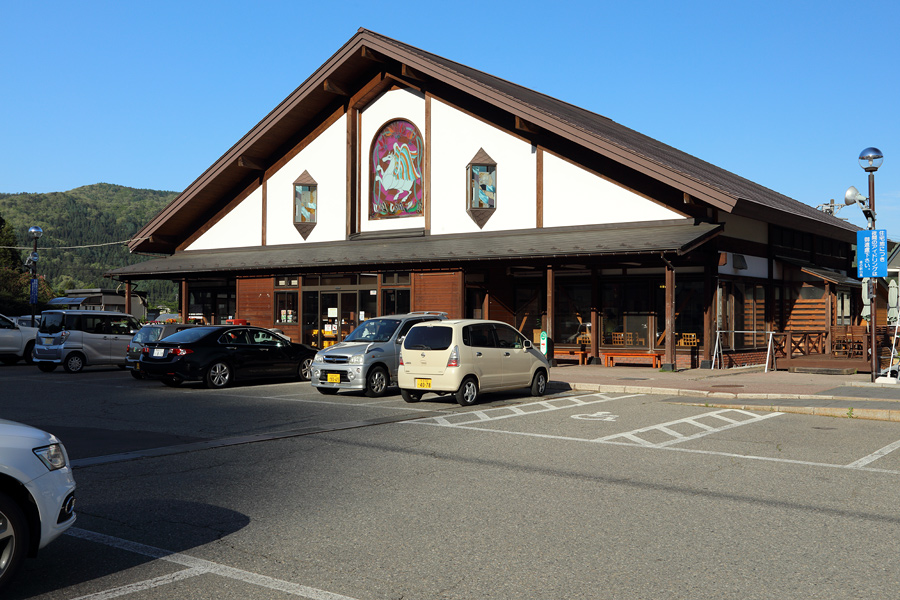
774;353;871;373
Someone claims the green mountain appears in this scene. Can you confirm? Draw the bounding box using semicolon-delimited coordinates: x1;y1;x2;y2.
0;183;178;310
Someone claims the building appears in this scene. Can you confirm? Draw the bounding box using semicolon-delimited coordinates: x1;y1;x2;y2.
108;29;862;370
47;288;148;320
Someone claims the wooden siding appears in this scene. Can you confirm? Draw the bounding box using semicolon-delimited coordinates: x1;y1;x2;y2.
412;271;463;318
236;277;275;327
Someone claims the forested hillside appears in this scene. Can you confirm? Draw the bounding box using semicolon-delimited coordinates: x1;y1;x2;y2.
0;183;178;312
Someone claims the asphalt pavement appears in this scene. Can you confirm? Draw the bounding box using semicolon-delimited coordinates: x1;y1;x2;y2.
549;364;900;422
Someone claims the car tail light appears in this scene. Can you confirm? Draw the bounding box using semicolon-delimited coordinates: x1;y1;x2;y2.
141;346;150;354
59;330;70;343
170;348;193;356
399;353;404;366
447;345;459;368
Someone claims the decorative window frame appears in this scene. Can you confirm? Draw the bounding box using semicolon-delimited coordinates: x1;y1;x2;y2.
369;119;425;220
466;148;496;229
293;170;317;240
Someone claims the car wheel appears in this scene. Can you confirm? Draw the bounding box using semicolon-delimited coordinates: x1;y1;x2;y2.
530;369;548;397
205;362;232;388
455;377;479;406
63;352;85;373
400;389;422;403
298;357;313;381
23;341;34;365
316;387;339;395
161;376;183;387
364;366;388;398
130;370;144;380
37;363;57;373
0;492;29;592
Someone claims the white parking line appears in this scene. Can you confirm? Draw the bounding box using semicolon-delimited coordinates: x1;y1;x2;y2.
69;567;206;600
595;409;782;447
846;438;900;468
66;528;360;600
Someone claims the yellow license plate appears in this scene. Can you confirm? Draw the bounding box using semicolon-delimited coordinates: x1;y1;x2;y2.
415;378;432;389
327;373;341;383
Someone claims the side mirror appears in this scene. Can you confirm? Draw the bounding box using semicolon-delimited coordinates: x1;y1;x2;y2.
523;339;534;349
396;335;405;344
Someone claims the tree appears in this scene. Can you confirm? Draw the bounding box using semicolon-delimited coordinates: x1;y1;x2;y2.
0;214;21;270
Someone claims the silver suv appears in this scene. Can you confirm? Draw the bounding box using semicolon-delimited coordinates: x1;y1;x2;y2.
33;310;141;373
310;311;447;397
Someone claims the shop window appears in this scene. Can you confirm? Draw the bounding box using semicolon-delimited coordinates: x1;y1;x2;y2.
293;171;317;239
466;148;497;228
275;292;298;325
369;119;424;220
720;282;766;349
276;275;299;288
554;275;591;346
382;272;410;285
382;289;410;315
600;279;662;348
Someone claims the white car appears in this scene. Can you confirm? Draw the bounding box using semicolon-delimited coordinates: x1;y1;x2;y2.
0;313;38;365
0;420;76;591
399;319;551;406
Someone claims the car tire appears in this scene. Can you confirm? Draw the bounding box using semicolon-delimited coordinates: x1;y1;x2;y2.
63;353;85;373
455;377;479;406
400;389;422;403
161;376;183;387
530;369;548;397
0;492;29;592
23;341;34;365
205;362;232;389
37;363;57;373
316;387;339;395
364;366;388;398
130;370;144;380
298;357;313;381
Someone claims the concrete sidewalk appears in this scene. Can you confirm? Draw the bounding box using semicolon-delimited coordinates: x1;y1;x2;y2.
548;364;900;422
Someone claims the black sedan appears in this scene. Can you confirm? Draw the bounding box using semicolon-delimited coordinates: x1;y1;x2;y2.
139;326;316;388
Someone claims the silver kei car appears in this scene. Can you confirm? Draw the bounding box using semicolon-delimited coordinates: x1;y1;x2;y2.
0;419;76;591
310;311;447;397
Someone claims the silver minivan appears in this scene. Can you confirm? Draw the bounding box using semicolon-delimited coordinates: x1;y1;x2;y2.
33;310;141;373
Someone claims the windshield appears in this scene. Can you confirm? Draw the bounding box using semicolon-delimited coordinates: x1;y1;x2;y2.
343;318;401;343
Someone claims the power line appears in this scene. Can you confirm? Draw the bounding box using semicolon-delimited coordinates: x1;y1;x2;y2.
0;237;149;251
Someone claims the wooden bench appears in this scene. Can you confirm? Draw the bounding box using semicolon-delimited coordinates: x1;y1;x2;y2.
604;352;662;368
553;347;589;365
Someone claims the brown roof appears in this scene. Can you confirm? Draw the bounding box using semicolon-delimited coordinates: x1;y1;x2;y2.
128;29;856;255
111;219;721;279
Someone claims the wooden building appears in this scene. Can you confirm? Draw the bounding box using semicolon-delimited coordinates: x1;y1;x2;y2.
108;29;863;370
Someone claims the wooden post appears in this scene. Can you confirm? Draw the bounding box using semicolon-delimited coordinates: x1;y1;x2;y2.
124;281;132;316
664;263;676;370
590;267;599;363
181;280;189;324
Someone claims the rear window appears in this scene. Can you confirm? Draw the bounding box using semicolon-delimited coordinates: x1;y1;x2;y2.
132;326;164;343
157;327;215;344
403;326;453;351
39;312;79;334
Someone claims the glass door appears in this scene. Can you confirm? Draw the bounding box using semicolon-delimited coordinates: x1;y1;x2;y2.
339;292;357;340
320;292;338;347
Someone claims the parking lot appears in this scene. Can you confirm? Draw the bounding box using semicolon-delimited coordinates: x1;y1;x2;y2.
5;364;900;599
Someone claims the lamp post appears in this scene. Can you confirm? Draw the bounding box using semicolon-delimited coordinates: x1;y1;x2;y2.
846;147;884;381
28;226;42;328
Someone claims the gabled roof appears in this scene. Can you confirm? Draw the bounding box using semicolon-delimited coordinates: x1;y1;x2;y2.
129;28;856;255
112;219;721;279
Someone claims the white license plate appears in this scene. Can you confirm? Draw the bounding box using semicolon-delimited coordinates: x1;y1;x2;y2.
152;348;165;358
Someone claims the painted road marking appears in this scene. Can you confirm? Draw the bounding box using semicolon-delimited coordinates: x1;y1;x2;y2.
594;409;782;447
572;411;619;421
846;438;900;468
66;528;360;600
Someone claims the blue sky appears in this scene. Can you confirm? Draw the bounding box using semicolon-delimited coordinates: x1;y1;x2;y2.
2;1;898;236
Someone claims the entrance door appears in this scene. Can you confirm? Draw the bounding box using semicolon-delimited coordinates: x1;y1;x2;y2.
318;292;358;347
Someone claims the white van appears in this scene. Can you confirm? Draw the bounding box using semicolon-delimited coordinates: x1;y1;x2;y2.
33;310;141;373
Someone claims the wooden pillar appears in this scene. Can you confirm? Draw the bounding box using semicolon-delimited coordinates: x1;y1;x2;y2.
124;280;132;316
546;266;555;347
180;280;189;324
663;263;676;370
590;268;599;363
702;252;716;367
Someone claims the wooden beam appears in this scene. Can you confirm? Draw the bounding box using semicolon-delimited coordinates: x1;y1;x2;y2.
401;63;425;81
323;79;349;96
515;116;540;135
360;46;383;62
238;155;265;170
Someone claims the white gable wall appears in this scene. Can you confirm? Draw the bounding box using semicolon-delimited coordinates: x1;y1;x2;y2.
185;188;263;251
266;114;347;245
542;153;680;227
430;98;537;234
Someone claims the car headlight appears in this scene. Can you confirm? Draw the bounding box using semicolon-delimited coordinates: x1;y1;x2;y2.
314;352;324;362
349;354;364;365
34;444;67;471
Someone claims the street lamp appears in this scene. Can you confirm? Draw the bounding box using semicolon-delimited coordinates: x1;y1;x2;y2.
27;226;42;328
845;147;883;381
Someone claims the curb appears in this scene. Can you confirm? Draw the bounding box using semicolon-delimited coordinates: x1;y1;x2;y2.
549;381;900;422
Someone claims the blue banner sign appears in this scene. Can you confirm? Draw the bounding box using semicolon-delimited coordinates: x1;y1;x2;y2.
29;278;38;304
857;229;888;278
